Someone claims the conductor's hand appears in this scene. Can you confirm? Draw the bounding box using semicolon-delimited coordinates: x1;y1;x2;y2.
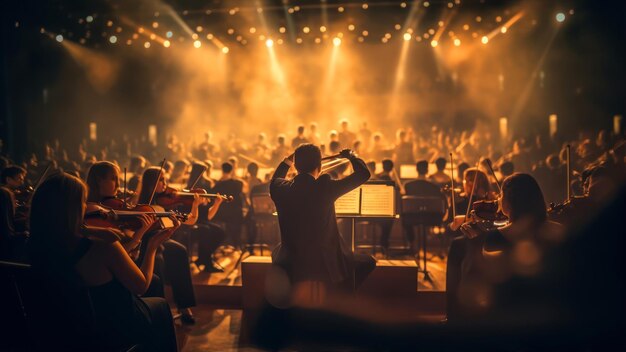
339;148;354;159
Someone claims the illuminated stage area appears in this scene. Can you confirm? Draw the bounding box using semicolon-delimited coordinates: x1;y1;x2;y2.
0;1;625;351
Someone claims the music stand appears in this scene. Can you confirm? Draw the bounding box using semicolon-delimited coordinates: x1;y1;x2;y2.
401;195;447;282
250;193;276;256
335;180;399;290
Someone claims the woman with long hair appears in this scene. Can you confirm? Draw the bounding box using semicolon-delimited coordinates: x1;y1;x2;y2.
136;166;202;323
28;172;178;350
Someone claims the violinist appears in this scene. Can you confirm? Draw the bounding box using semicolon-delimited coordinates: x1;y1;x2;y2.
1;165;28;260
178;162;227;273
27;172;178;351
85;162;156;257
445;167;496;321
136;167;200;324
446;173;564;322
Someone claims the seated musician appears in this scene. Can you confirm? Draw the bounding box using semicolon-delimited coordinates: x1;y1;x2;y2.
181;162;227;273
446;167;496;321
27;173;178;351
403;160;446;255
270;144;374;293
428;157;452;186
212;162;245;248
0;165;28;260
456;173;563;322
136;167;202;324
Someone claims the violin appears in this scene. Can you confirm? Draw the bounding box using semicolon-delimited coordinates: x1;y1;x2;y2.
547;195;589;223
155;186;233;208
84;201;187;232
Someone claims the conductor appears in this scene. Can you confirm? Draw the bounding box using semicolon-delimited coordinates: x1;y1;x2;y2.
270;144;375;291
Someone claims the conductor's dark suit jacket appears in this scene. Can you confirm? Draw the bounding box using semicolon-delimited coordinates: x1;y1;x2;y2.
270;157;370;283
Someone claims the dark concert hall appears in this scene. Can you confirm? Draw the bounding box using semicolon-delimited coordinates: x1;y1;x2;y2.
1;0;625;351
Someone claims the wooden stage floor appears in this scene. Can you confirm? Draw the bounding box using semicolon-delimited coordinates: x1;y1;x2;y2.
171;246;448;351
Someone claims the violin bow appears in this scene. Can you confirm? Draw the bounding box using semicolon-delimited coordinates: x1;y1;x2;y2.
484;158;502;194
123;167;128;208
33;163;53;190
147;158;166;206
566;144;571;200
449;152;456;219
465;159;481;222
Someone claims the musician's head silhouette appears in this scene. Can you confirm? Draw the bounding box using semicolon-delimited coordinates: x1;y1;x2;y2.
295;143;322;176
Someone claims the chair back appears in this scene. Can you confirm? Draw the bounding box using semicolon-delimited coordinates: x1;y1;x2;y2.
251;193;276;217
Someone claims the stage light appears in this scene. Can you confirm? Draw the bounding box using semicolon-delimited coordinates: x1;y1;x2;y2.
315;38;321;44
144;42;150;48
362;3;369;9
556;13;565;22
338;6;344;12
501;26;508;33
496;16;502;23
222;47;229;54
362;30;369;36
227;28;234;35
236;35;242;41
481;36;489;44
303;26;310;34
333;37;341;46
86;16;93;23
463;24;470;31
56;34;63;42
395;24;402;30
109;35;117;44
153;22;159;29
250;27;256;34
320;26;327;32
296;37;303;44
166;31;173;38
430;40;438;47
448;2;453;8
163;40;170;47
277;39;284;45
454;38;461;46
207;33;214;40
348;24;355;31
266;38;274;48
358;37;364;42
279;27;286;33
428;28;435;35
423;1;430;7
403;33;412;41
126;39;132;45
193;40;201;48
106;21;113;27
116;27;122;33
138;27;145;34
150;34;156;40
401;2;407;8
192;33;199;40
196;26;203;32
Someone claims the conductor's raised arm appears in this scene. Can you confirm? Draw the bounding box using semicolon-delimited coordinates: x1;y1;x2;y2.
327;149;371;200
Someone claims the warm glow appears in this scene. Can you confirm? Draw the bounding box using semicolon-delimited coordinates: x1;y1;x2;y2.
454;38;461;46
501;26;508;33
333;37;341;46
56;34;63;42
430;40;438;47
481;36;489;44
556;13;566;23
403;33;412;41
222;47;229;54
193;40;201;48
144;42;150;49
109;36;117;44
303;27;310;34
163;40;170;48
266;39;274;48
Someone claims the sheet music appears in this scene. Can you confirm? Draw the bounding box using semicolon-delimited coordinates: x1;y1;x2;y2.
335;187;361;215
400;165;417;179
360;184;395;216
